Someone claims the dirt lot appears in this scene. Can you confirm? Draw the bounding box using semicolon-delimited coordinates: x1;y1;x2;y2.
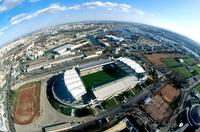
143;53;180;66
159;84;180;103
13;82;41;125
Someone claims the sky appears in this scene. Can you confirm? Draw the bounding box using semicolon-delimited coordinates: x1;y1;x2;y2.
0;0;200;46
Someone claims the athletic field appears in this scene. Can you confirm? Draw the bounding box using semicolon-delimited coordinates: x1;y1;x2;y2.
81;67;126;91
13;82;41;125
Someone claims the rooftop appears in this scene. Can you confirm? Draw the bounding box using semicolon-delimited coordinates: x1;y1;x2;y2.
78;59;114;72
64;69;86;100
117;57;145;73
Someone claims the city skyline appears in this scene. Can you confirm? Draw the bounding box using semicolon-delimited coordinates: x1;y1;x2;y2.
0;0;200;46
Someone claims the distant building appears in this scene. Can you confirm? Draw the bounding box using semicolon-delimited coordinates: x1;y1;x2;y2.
104;118;136;132
52;44;75;56
83;50;103;59
52;40;89;57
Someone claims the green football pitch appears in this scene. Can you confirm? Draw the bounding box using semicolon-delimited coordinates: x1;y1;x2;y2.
81;67;126;91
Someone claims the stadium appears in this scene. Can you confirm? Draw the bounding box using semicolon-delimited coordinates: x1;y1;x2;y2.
186;104;200;127
51;57;147;107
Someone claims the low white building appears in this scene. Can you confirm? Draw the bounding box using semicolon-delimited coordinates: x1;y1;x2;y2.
0;105;8;132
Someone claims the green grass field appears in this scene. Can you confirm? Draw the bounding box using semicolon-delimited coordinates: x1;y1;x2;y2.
123;90;134;98
192;65;200;74
161;58;180;67
101;98;118;109
81;68;125;91
196;85;200;93
183;58;197;65
171;66;193;80
101;85;142;109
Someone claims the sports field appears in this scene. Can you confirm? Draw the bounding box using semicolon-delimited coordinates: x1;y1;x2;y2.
161;58;180;68
183;58;197;65
81;67;126;91
143;53;180;66
196;85;200;93
192;65;200;74
13;82;41;125
171;66;193;80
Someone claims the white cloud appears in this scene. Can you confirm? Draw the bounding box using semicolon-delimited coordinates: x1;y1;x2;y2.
9;13;26;23
0;26;8;32
9;1;141;26
10;4;66;25
0;0;24;12
67;1;136;13
132;9;144;15
0;25;9;36
1;1;143;36
0;0;41;12
66;5;80;10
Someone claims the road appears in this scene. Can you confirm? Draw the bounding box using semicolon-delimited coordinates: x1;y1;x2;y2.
14;56;107;85
179;79;200;110
69;89;150;131
97;89;150;119
69;79;166;131
164;79;200;132
6;65;16;132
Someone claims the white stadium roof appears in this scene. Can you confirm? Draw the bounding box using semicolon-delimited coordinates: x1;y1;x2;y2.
117;57;145;73
93;76;139;100
64;69;86;100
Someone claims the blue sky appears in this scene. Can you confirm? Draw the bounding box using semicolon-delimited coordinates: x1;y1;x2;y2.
0;0;200;46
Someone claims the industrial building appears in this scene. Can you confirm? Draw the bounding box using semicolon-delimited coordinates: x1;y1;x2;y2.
25;54;83;73
175;100;200;132
52;39;90;57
